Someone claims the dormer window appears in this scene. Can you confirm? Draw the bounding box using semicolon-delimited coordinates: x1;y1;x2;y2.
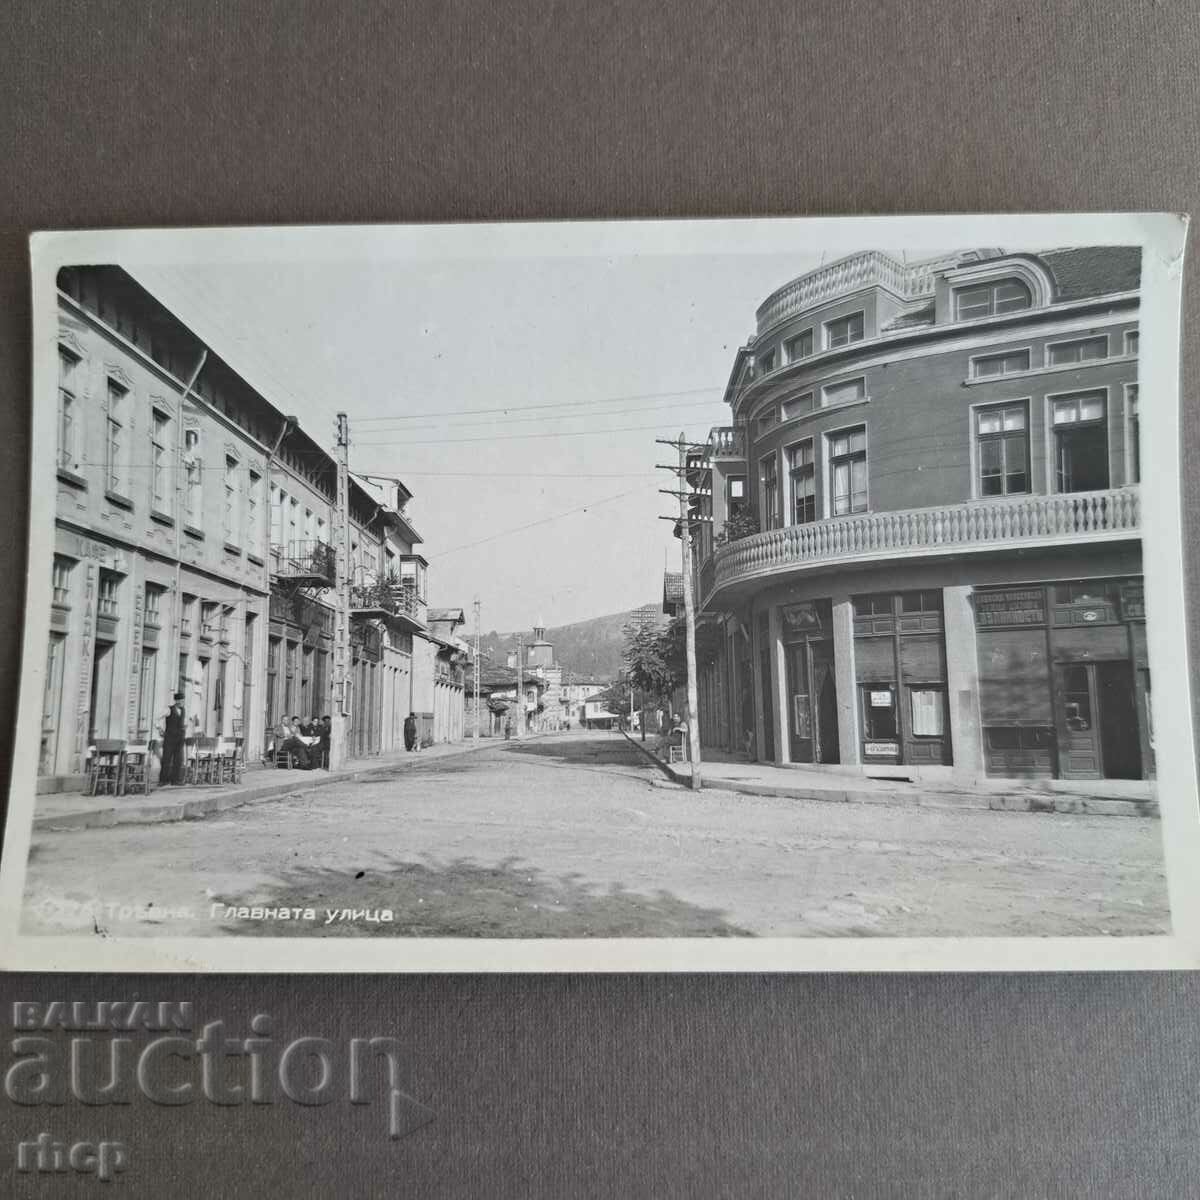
954;279;1032;320
825;312;864;349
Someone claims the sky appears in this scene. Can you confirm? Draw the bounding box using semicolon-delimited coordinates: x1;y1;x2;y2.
130;247;837;631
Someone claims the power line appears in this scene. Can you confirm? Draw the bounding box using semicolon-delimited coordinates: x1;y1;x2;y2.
352;385;728;424
355;422;712;447
430;484;658;559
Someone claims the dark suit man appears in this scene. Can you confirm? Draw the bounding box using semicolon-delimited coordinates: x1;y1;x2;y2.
160;692;186;785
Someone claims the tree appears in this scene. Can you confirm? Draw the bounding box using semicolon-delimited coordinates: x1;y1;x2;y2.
715;511;760;546
622;619;677;709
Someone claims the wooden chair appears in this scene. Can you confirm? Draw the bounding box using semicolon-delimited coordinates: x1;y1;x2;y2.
217;738;244;784
123;742;154;796
87;740;126;796
193;737;220;785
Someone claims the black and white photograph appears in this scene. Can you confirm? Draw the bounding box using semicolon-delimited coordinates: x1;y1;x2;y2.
1;214;1194;972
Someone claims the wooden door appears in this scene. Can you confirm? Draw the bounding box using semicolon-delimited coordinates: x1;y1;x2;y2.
1054;663;1101;778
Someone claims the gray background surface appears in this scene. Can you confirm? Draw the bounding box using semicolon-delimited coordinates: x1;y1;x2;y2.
1;2;1199;1196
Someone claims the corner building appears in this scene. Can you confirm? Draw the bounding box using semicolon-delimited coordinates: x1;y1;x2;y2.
691;246;1149;783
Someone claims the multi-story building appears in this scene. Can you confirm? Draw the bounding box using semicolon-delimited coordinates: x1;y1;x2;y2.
43;265;431;790
687;246;1147;783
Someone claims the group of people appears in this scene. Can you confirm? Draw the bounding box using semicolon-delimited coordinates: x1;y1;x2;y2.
275;714;331;770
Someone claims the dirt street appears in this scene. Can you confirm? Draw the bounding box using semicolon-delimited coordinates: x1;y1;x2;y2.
21;731;1169;939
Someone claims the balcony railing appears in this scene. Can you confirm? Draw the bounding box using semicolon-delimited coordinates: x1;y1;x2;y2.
389;584;427;627
754;250;963;334
707;487;1141;603
708;426;745;459
350;582;394;616
272;539;335;586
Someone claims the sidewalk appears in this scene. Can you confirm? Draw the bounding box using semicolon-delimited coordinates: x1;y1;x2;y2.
621;732;1158;819
31;738;499;833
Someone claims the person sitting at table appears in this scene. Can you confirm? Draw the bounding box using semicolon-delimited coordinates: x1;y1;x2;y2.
276;718;311;769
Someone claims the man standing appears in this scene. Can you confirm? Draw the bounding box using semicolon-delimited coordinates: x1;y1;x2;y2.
317;714;332;768
403;712;417;752
159;692;186;786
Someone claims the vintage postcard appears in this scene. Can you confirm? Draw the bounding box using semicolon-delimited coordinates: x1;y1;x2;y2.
1;213;1194;972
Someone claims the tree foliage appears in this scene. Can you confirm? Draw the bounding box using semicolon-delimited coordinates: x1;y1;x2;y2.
621;618;677;702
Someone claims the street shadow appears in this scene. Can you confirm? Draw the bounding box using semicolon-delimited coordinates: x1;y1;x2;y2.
501;735;645;768
217;853;753;938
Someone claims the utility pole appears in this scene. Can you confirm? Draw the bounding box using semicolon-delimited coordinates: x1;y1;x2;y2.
516;632;525;738
330;413;351;770
656;433;705;789
473;596;481;742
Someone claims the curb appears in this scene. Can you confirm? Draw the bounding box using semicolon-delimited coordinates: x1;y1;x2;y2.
33;740;497;833
620;732;1158;818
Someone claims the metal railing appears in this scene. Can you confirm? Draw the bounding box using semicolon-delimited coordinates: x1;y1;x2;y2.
272;539;335;583
709;487;1141;601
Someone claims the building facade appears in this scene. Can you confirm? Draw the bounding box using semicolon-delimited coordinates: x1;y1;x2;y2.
44;266;441;790
687;246;1148;783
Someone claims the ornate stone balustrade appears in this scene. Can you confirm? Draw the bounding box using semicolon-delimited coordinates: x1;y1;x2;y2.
754;250;963;334
708;425;745;458
707;487;1140;604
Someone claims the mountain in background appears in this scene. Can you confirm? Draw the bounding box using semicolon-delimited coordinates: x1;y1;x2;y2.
479;606;666;682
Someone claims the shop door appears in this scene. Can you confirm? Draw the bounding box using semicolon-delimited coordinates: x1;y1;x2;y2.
1055;664;1101;777
813;641;840;764
1097;661;1141;779
758;627;774;762
786;642;815;764
89;640;115;743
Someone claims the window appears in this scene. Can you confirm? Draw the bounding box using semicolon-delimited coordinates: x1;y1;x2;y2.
184;428;202;526
1061;665;1092;731
757;348;776;374
786;329;814;362
787;440;815;525
98;571;120;618
760;454;780;530
910;688;945;737
316;514;327;548
953;279;1032;320
854;594;892;619
288;497;300;547
975;402;1029;496
900;590;943;615
151;411;171;514
106;379;128;495
144;583;164;628
137;649;158;738
782;392;813;420
247;470;262;550
825;312;864;349
828;427;867;515
304;507;314;542
971;349;1030;378
58;348;79;471
1125;384;1140;484
1124;330;1139;355
757;406;778;434
1052;391;1109;492
51;556;73;607
1047;336;1108;366
861;685;898;739
223;456;239;544
200;602;219;639
727;476;747;520
270;483;284;547
180;594;195;637
822;377;866;407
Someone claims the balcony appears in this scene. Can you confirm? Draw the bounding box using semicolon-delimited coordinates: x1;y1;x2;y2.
350;582;393;618
388;583;427;632
272;539;335;588
708;425;745;460
705;487;1141;607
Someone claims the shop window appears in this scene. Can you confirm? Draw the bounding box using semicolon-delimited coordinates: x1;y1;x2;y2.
828;427;867;515
971;349;1030;378
1047;336;1108;366
1061;665;1093;731
853;593;894;635
954;279;1032;320
825;312;864;349
910;688;945;737
862;685;898;739
786;329;813;362
986;727;1054;751
976;402;1029;496
1052;391;1109;492
787;440;815;525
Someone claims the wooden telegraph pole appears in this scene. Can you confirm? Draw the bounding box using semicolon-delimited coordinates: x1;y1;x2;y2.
515;632;525;738
473;596;481;742
655;432;704;789
330;412;351;770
